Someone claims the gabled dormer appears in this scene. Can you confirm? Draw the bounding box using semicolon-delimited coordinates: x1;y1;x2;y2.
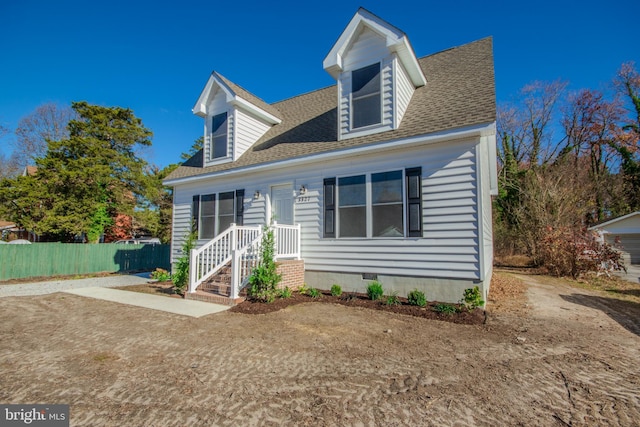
323;8;426;140
193;72;282;167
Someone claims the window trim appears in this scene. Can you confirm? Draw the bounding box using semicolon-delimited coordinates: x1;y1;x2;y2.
350;62;382;131
211;111;228;160
323;168;422;239
192;189;245;240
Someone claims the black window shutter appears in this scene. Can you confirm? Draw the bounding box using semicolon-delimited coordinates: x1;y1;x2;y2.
405;168;423;237
192;195;200;233
235;189;244;226
323;178;336;238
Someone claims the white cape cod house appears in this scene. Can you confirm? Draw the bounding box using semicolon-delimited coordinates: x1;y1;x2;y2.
164;8;497;304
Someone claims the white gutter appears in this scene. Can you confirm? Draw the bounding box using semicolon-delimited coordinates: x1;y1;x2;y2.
164;122;496;186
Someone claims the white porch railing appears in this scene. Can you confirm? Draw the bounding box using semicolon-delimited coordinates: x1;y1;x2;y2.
188;224;261;293
230;235;262;299
273;221;302;260
188;222;301;298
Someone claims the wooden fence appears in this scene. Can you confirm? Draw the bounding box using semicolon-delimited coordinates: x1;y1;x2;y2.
0;243;171;281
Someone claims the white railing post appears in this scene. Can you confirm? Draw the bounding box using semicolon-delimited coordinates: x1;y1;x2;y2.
230;223;237;250
296;223;301;260
272;221;279;257
230;247;241;300
188;248;198;293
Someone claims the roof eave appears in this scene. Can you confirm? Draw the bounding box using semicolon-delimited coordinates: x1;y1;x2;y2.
164;121;496;186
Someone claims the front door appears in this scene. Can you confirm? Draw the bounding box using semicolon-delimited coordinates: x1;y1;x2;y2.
271;184;294;225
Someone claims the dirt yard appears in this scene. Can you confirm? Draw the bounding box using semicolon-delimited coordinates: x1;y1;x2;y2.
1;272;639;426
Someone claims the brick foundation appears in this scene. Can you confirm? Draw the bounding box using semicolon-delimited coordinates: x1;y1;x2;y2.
276;259;305;291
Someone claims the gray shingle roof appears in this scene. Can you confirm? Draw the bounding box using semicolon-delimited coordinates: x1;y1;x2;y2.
215;73;282;120
167;37;495;181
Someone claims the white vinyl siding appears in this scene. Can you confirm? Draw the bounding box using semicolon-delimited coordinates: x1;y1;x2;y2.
171;137;483;281
170;201;193;263
343;27;389;69
234;108;271;159
303;141;479;279
395;60;414;126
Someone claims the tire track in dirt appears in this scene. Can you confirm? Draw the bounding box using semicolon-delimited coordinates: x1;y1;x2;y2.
1;287;639;426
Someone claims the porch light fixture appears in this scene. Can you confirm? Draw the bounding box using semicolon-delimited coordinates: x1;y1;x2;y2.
299;185;307;195
254;190;261;199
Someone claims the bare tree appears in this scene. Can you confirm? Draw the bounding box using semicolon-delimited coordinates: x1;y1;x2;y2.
0;151;21;179
613;62;640;211
560;89;628;222
497;80;567;171
12;103;75;168
615;61;640;132
512;159;594;263
0;124;20;178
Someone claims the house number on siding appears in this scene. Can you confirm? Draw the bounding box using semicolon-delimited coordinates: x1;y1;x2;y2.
296;196;311;203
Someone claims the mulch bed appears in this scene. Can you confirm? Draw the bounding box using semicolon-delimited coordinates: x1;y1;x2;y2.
229;291;486;325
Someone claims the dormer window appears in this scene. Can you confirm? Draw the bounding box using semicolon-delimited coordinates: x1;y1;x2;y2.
323;9;426;141
193;72;282;167
211;112;228;159
352;63;381;129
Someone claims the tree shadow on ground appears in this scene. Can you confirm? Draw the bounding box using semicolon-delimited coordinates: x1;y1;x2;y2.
560;293;640;337
607;288;640;298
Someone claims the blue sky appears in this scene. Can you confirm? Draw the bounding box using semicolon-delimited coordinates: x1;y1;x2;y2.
0;0;637;169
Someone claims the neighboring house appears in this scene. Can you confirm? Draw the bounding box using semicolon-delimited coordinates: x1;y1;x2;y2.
164;8;497;303
0;221;16;240
0;220;31;241
22;166;38;177
589;211;640;265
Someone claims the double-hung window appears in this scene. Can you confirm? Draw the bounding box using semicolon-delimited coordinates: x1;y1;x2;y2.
371;171;404;237
192;190;245;239
351;62;381;129
324;168;422;238
211;112;228;159
338;175;366;237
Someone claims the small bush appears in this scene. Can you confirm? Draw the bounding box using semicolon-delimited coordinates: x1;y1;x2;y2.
462;286;484;310
298;283;309;295
247;227;282;303
434;303;458;314
278;286;292;299
538;226;625;278
407;289;426;307
385;291;400;306
366;281;384;301
151;268;170;282
308;287;322;299
330;284;342;297
172;227;197;296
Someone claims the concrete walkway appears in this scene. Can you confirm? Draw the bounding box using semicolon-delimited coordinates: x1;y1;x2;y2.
63;287;229;317
0;273;229;317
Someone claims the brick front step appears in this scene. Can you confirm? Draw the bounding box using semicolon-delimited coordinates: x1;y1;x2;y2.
185;289;245;306
199;282;231;296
